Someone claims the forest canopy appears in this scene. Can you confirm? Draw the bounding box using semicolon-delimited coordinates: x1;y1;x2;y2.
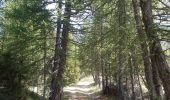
0;0;170;100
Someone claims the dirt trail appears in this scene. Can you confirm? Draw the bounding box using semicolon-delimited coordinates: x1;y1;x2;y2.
63;76;108;100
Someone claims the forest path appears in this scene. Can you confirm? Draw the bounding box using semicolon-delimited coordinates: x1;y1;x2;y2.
63;76;109;100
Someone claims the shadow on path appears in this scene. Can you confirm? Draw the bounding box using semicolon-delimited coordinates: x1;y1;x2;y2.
63;76;109;100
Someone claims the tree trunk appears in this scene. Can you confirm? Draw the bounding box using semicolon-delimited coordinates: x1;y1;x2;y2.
140;0;170;99
132;0;157;99
116;0;126;99
151;42;170;100
129;53;136;100
101;61;106;94
43;32;47;99
49;0;71;100
137;67;144;100
49;0;62;99
151;57;163;100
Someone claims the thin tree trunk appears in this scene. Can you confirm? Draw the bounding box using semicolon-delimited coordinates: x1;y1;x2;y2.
151;58;163;100
105;68;108;88
43;32;47;99
101;60;105;93
137;67;144;100
99;10;105;93
117;52;124;100
108;63;112;85
116;0;126;99
132;49;144;100
129;53;136;100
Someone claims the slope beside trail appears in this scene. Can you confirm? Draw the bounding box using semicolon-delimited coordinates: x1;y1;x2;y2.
63;76;110;100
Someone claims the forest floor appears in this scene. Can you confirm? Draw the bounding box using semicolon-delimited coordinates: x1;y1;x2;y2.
63;76;112;100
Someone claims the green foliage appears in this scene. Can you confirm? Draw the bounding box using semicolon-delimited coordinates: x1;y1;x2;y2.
78;0;144;85
0;0;169;99
63;33;80;86
0;51;27;100
0;0;53;99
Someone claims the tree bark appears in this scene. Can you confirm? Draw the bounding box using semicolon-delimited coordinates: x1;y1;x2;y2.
137;67;144;100
117;0;126;99
132;0;157;99
140;0;170;99
49;0;71;100
43;32;47;99
49;0;62;98
129;53;136;100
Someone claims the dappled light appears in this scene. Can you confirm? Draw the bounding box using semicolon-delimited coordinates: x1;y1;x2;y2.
63;76;109;100
0;0;170;100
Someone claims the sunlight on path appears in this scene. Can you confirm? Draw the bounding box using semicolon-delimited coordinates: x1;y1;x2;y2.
63;76;103;100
